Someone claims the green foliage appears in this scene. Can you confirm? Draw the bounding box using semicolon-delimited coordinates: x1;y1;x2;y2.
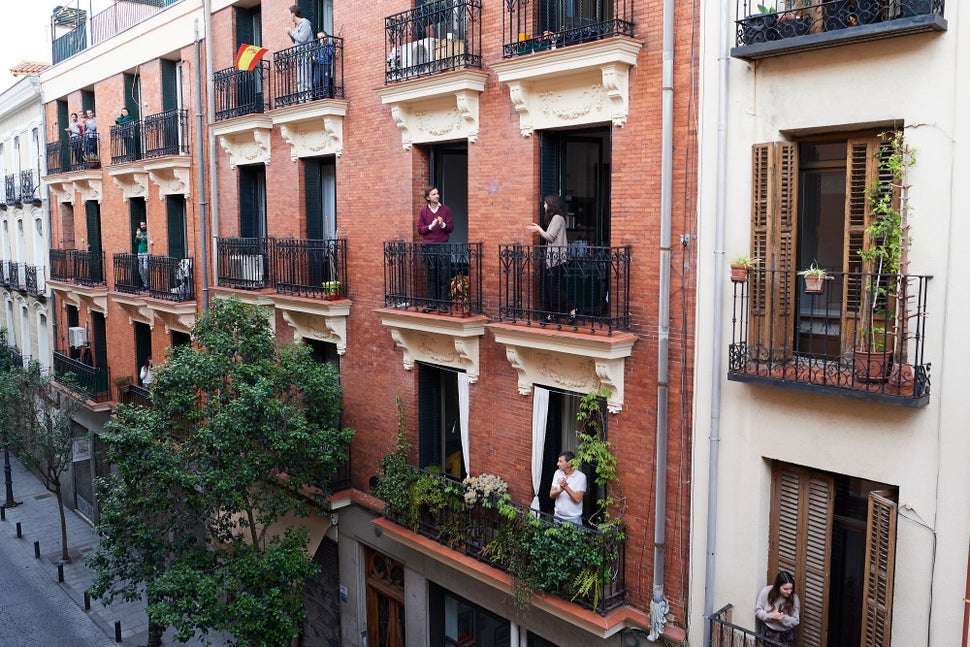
373;393;419;525
89;296;354;646
859;130;916;276
574;389;623;525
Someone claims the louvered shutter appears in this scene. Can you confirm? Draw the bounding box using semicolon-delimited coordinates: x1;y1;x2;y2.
166;195;187;259
749;142;797;360
769;464;833;647
418;365;442;470
860;492;897;647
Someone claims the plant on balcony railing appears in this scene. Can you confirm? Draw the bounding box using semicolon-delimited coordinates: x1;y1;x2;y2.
385;0;482;83
274;35;345;107
214;62;271;121
502;0;634;58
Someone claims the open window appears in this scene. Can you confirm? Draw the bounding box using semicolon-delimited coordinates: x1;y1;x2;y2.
418;363;469;479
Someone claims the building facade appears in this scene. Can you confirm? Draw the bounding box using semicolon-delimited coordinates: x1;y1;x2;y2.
693;2;969;646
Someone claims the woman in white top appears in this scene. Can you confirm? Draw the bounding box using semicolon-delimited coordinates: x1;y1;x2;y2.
140;357;154;388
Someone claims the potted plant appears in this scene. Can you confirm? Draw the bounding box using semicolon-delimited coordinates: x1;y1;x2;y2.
729;255;759;282
798;261;828;293
322;280;341;300
854;326;890;382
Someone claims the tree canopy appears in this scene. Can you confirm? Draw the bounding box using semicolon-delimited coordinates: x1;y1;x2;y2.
88;297;354;646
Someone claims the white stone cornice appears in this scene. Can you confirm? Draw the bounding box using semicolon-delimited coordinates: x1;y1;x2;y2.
375;70;488;150
145;299;197;334
491;38;642;136
210;114;273;168
50;281;108;315
112;293;154;328
42;175;75;204
272;99;348;160
488;323;637;413
143;157;191;200
379;309;487;382
273;295;352;355
107;164;150;202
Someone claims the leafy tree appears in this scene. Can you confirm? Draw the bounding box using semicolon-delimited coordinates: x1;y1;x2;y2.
88;297;354;646
10;361;83;563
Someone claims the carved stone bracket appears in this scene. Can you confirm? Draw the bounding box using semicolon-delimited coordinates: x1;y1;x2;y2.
144;157;191;200
491;38;642;137
273;100;348;160
379;309;487;381
42;175;75;204
107;164;150;202
488;323;636;413
72;171;103;204
145;299;197;334
210;115;274;168
375;70;488;150
274;295;351;355
50;281;108;315
112;293;155;328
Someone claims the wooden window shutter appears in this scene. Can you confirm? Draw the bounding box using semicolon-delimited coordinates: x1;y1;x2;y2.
749;142;798;359
860;492;897;647
769;464;833;647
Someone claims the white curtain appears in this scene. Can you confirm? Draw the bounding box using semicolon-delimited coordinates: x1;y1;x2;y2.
531;386;550;511
458;372;470;476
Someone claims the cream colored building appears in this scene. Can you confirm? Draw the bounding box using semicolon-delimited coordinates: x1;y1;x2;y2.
692;2;968;646
0;76;51;372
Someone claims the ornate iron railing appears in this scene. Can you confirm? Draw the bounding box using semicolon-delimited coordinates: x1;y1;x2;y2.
384;0;482;83
19;170;40;204
109;120;142;164
72;250;106;286
143;109;189;158
6;262;22;291
50;249;74;281
4;174;17;204
91;0;175;46
383;241;483;315
382;464;626;615
112;253;142;294
214;62;271;121
68;135;97;171
147;255;194;302
728;269;931;406
503;0;634;57
216;237;268;290
735;0;945;46
46;141;67;175
273;36;345;107
708;604;786;647
272;238;348;299
0;261;8;287
53;350;110;402
497;243;631;333
24;265;45;297
118;382;152;407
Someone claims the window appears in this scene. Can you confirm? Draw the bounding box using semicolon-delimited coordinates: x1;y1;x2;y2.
769;462;897;647
304;156;337;240
85;201;104;283
418;363;468;479
532;387;595;520
429;583;510;647
239;165;267;239
539;126;611;246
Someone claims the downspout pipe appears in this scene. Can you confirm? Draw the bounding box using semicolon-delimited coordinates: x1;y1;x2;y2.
649;0;676;638
203;0;216;312
703;0;731;643
194;18;209;312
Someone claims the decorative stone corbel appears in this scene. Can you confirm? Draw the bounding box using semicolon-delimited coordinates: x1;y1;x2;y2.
108;168;150;202
73;175;103;203
210;115;274;169
276;298;351;355
144;158;191;200
273;99;348;160
380;309;487;382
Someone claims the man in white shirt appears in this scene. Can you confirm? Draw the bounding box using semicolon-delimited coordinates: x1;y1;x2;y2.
549;451;586;525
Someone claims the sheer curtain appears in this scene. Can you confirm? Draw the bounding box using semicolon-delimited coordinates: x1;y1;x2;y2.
531;386;549;511
457;371;470;476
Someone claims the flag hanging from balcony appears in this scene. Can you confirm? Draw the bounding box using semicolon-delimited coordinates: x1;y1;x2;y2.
235;44;268;72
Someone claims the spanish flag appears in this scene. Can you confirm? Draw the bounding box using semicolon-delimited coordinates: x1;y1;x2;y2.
235;44;269;72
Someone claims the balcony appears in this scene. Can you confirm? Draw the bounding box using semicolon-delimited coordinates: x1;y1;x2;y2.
53;350;110;402
50;249;74;282
380;465;626;615
118;382;152;407
383;241;482;316
384;1;482;83
728;269;931;407
214;61;271;121
732;0;947;61
497;244;631;333
46;141;67;175
146;255;194;302
52;0;180;65
273;36;345;107
143;109;189;158
112;253;142;294
109;120;142;164
217;237;268;290
708;604;786;647
24;265;46;297
502;0;634;58
72;250;106;286
45;137;100;173
272;238;348;299
19;170;40;205
4;174;16;205
6;261;22;291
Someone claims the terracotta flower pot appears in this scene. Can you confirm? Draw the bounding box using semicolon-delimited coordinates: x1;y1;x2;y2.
730;264;749;282
803;275;825;293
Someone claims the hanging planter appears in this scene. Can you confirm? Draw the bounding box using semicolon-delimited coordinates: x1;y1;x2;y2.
798;262;828;293
729;255;759;283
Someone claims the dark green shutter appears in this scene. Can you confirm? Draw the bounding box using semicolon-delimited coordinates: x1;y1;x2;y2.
57;101;69;141
129;198;146;254
236;7;262;48
161;60;178;112
91;312;107;369
123;74;140;119
418;365;442;470
239;166;265;238
81;91;94;114
305;158;323;239
298;0;316;31
539;131;561;224
166;195;187;259
86;201;102;254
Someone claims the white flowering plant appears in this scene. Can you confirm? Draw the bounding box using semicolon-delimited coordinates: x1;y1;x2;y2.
462;473;510;508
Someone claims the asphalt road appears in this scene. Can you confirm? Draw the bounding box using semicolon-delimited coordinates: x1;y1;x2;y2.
0;529;115;647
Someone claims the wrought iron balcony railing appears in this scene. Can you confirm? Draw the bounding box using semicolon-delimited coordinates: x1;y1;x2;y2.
381;465;626;615
272;238;348;299
384;0;482;83
273;36;345;107
217;237;268;290
728;269;931;406
497;243;631;333
503;0;634;58
24;265;45;297
46;141;67;175
112;253;142;294
118;382;152;407
6;261;22;291
52;0;180;64
147;255;194;302
109;120;142;164
9;348;25;370
19;169;40;204
50;249;74;281
0;261;8;287
214;61;271;121
53;350;110;402
708;604;786;647
142;109;189;158
52;22;87;65
383;241;482;315
4;174;17;204
65;135;99;171
72;250;106;286
735;0;945;47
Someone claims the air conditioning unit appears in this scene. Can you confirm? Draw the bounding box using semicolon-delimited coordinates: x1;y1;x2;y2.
228;255;263;282
68;326;88;348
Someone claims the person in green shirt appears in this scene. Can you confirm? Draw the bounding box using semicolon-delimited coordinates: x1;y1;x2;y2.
136;221;150;289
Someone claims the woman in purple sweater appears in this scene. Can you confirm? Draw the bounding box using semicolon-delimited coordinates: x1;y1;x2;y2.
416;186;454;312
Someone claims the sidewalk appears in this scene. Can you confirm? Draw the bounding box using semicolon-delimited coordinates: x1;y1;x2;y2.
0;454;227;646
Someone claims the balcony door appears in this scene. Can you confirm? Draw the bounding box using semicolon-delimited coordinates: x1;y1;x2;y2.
540;126;611;247
166;195;187;259
533;387;594;520
85;201;104;283
430;143;468;245
418;363;467;480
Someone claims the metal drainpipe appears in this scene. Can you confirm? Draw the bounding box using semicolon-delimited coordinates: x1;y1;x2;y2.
203;0;216;311
193;18;209;312
702;0;731;643
649;0;676;638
